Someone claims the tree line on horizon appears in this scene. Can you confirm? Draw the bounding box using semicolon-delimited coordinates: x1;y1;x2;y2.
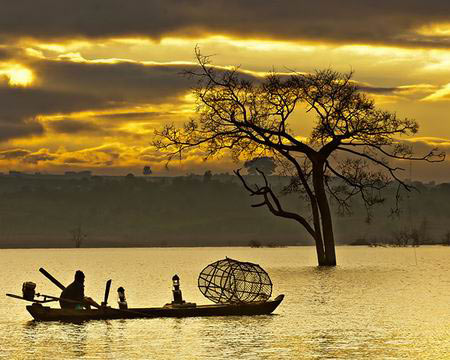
0;174;448;248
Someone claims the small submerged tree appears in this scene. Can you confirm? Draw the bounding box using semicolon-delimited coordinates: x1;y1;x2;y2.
70;223;86;248
155;49;444;266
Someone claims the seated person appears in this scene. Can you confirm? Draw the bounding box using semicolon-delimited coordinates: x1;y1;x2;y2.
60;270;100;309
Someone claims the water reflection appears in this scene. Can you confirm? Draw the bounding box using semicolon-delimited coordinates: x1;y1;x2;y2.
198;315;279;359
0;247;448;359
20;321;89;358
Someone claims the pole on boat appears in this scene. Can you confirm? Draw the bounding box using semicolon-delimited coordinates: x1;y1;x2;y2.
39;268;66;290
102;279;112;307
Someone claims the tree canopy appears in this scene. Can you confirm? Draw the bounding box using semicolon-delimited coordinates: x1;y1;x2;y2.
155;49;444;266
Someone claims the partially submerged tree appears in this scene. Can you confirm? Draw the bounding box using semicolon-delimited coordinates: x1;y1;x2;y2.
155;49;444;266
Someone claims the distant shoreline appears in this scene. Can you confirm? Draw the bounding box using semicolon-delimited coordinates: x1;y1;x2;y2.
1;244;448;250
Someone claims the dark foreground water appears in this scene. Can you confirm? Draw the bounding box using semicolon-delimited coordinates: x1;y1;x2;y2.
0;246;449;359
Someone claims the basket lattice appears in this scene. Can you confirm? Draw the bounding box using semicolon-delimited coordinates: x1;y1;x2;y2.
198;258;272;304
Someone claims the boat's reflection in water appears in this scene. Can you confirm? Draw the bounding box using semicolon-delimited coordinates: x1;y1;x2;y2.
23;321;88;358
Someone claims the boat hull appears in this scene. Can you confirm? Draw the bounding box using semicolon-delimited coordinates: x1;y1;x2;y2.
26;294;284;322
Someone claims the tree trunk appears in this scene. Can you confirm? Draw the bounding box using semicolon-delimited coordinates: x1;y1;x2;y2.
311;199;326;265
312;161;337;266
314;232;327;266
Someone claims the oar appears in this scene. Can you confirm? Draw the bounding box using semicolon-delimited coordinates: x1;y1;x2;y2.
37;293;103;309
101;280;112;307
6;292;98;307
9;292;159;319
5;293;56;303
39;268;66;290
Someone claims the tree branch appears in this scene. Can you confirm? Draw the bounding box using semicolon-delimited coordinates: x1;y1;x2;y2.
234;168;316;238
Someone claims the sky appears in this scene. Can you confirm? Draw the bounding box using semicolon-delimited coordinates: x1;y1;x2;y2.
0;1;449;181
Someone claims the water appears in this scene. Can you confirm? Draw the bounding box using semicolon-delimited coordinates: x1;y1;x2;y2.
0;246;449;359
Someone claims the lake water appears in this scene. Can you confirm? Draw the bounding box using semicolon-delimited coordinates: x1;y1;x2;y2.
0;247;449;359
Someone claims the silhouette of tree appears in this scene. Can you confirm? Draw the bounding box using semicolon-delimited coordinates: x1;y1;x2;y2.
244;157;276;175
154;48;445;266
70;223;86;248
143;166;152;175
203;170;212;182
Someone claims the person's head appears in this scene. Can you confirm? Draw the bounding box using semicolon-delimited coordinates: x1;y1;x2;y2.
75;270;85;283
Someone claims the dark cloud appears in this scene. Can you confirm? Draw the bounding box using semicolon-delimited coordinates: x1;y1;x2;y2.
0;48;11;60
0;54;203;142
0;119;44;142
358;86;399;94
33;59;195;104
0;86;106;118
47;119;101;134
0;148;55;164
63;157;89;164
0;46;22;61
139;154;166;162
0;58;202;142
0;148;30;159
0;85;113;142
23;151;56;164
0;51;440;143
0;1;449;48
95;111;164;121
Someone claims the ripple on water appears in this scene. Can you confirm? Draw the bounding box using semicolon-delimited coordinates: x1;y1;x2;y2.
0;246;449;359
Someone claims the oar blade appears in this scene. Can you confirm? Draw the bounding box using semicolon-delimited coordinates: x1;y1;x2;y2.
39;268;66;290
102;279;112;307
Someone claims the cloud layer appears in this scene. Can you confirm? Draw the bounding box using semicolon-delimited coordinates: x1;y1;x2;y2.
1;1;449;48
0;2;448;181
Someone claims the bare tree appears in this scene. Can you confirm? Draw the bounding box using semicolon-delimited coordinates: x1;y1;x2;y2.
154;48;444;266
70;223;86;248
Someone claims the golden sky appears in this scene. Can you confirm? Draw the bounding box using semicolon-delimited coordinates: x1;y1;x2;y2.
0;1;449;181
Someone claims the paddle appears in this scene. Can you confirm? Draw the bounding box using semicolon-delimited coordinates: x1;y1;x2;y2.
39;268;66;290
101;280;112;307
5;293;56;303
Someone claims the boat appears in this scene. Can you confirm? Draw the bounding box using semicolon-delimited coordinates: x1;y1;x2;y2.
26;294;285;322
8;260;284;322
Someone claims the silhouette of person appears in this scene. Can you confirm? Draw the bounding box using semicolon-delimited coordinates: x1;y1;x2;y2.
59;270;99;309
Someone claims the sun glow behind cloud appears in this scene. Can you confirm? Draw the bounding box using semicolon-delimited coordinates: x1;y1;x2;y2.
0;29;448;179
416;23;450;37
0;64;34;86
421;83;450;102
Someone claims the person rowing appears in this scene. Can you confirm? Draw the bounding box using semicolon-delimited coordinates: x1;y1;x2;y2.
59;270;100;309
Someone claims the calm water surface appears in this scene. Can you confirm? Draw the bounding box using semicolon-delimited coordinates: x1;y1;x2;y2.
0;246;449;359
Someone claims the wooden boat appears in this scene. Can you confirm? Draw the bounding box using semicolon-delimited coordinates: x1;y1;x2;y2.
26;294;285;322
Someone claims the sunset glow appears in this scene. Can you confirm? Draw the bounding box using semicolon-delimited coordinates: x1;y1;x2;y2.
0;64;34;86
416;22;450;36
0;1;447;181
